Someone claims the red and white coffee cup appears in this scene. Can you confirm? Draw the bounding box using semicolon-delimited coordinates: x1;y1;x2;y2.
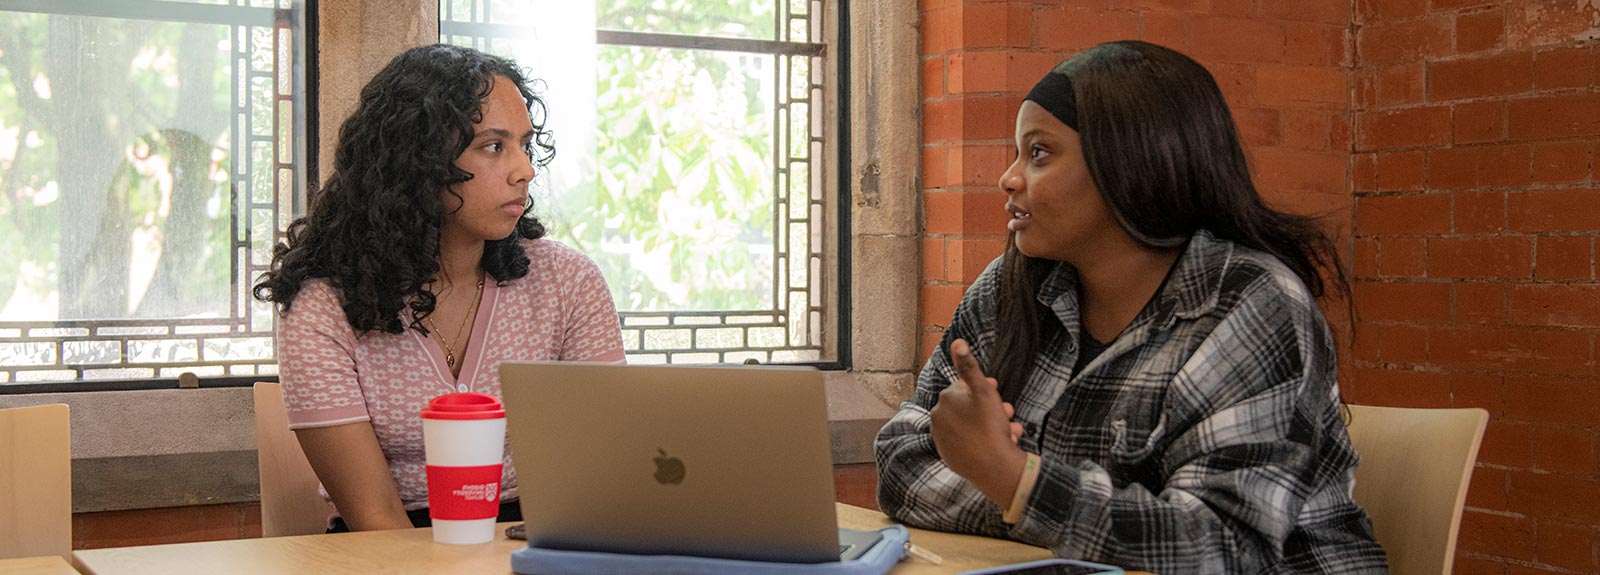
421;392;506;544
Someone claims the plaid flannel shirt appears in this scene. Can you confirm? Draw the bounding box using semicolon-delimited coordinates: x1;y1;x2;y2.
876;230;1389;574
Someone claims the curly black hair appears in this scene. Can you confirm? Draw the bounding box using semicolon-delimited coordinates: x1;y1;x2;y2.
253;43;555;335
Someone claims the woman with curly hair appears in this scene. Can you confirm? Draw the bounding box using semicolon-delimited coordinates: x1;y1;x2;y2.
254;44;624;532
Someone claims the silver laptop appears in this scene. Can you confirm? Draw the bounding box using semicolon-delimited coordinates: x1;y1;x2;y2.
500;362;875;564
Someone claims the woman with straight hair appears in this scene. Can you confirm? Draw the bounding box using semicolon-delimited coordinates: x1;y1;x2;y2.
254;44;624;532
875;41;1388;573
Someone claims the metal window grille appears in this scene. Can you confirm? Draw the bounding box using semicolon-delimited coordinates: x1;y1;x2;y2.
0;0;308;385
440;0;834;365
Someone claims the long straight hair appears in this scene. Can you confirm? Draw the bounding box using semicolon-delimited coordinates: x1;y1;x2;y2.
990;41;1349;402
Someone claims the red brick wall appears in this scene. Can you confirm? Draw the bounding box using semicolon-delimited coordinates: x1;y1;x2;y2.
1351;1;1600;573
919;0;1354;360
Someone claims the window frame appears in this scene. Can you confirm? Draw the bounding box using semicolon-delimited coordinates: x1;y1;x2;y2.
0;0;866;396
437;0;853;369
0;0;319;395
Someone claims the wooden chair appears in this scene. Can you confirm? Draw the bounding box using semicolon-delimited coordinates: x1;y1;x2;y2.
1345;404;1489;575
0;403;71;561
253;382;335;537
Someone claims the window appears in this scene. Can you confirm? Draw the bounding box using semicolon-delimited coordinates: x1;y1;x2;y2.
440;0;844;365
0;0;310;386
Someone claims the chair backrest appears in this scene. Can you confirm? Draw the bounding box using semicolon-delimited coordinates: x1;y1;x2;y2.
1345;404;1488;575
253;382;334;537
0;403;71;560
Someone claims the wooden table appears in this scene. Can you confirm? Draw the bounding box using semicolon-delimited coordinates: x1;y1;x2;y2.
72;503;1087;575
0;555;79;575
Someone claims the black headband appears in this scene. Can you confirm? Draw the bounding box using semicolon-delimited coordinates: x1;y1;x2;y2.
1023;72;1078;131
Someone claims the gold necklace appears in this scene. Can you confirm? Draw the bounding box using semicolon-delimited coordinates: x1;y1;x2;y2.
423;273;485;370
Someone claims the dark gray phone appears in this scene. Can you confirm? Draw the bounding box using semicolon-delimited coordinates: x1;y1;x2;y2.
959;558;1124;575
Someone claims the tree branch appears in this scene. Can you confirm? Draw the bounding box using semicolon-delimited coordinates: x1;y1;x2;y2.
0;113;33;226
0;19;53;127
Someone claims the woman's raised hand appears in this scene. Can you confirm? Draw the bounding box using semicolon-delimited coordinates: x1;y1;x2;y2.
929;338;1029;508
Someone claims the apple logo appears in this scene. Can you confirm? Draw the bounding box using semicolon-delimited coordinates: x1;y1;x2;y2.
653;448;686;485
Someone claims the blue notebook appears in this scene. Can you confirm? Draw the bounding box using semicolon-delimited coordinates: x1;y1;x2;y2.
510;525;910;575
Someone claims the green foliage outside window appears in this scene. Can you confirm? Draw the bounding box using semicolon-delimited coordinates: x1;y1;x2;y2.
0;13;236;322
488;0;788;312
